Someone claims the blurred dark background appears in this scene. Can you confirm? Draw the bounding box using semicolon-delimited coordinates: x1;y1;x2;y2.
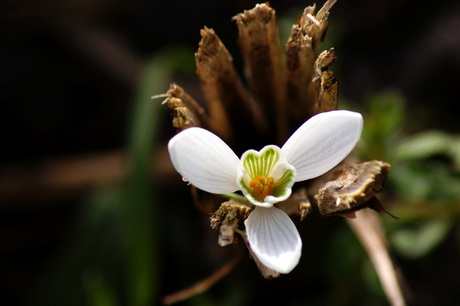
1;0;459;305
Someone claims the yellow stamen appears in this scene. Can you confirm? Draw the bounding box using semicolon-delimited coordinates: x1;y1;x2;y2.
249;176;275;201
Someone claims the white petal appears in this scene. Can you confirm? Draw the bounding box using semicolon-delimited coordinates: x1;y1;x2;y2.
245;207;302;273
168;127;240;194
282;110;363;181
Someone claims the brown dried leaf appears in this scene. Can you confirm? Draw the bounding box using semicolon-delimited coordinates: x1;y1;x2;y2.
285;25;315;123
318;69;338;112
299;0;336;51
285;0;337;119
196;27;265;142
308;48;338;114
234;3;287;141
313;160;391;217
313;47;336;78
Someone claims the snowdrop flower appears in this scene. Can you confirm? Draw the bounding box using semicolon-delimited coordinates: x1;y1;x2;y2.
168;110;363;273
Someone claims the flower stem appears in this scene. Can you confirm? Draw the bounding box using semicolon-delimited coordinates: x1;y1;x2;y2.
220;193;253;207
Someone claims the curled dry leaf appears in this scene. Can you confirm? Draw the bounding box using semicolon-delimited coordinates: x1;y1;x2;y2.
312;160;392;218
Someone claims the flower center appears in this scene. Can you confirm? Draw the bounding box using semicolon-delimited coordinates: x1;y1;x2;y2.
249;175;275;201
237;145;296;206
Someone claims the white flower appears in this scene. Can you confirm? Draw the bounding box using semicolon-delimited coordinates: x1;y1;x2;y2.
168;110;363;273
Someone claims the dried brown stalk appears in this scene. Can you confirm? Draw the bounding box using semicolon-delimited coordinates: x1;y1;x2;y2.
308;0;336;46
162;251;243;305
347;210;407;306
317;68;338;112
0;148;175;205
196;27;265;142
234;3;287;142
285;25;316;123
163;83;208;130
315;48;338;112
286;0;337;124
306;48;338;115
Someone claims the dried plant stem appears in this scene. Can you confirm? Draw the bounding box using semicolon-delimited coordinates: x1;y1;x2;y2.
62;23;143;87
163;84;209;130
196;27;264;142
316;0;337;24
162;252;242;305
0;147;175;205
234;4;287;142
285;0;337;126
308;48;338;115
347;210;406;306
285;25;315;122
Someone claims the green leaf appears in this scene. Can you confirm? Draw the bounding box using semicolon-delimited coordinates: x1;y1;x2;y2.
391;159;460;202
390;218;454;259
83;267;120;306
120;51;175;306
390;163;433;201
116;46;194;306
447;137;460;171
395;130;452;161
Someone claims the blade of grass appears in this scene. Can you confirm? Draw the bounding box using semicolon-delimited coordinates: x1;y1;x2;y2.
121;47;193;306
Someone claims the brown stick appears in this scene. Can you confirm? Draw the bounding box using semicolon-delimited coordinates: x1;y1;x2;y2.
162;251;242;305
0;147;175;205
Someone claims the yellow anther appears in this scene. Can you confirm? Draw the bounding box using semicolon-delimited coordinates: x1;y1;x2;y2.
249;176;275;201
